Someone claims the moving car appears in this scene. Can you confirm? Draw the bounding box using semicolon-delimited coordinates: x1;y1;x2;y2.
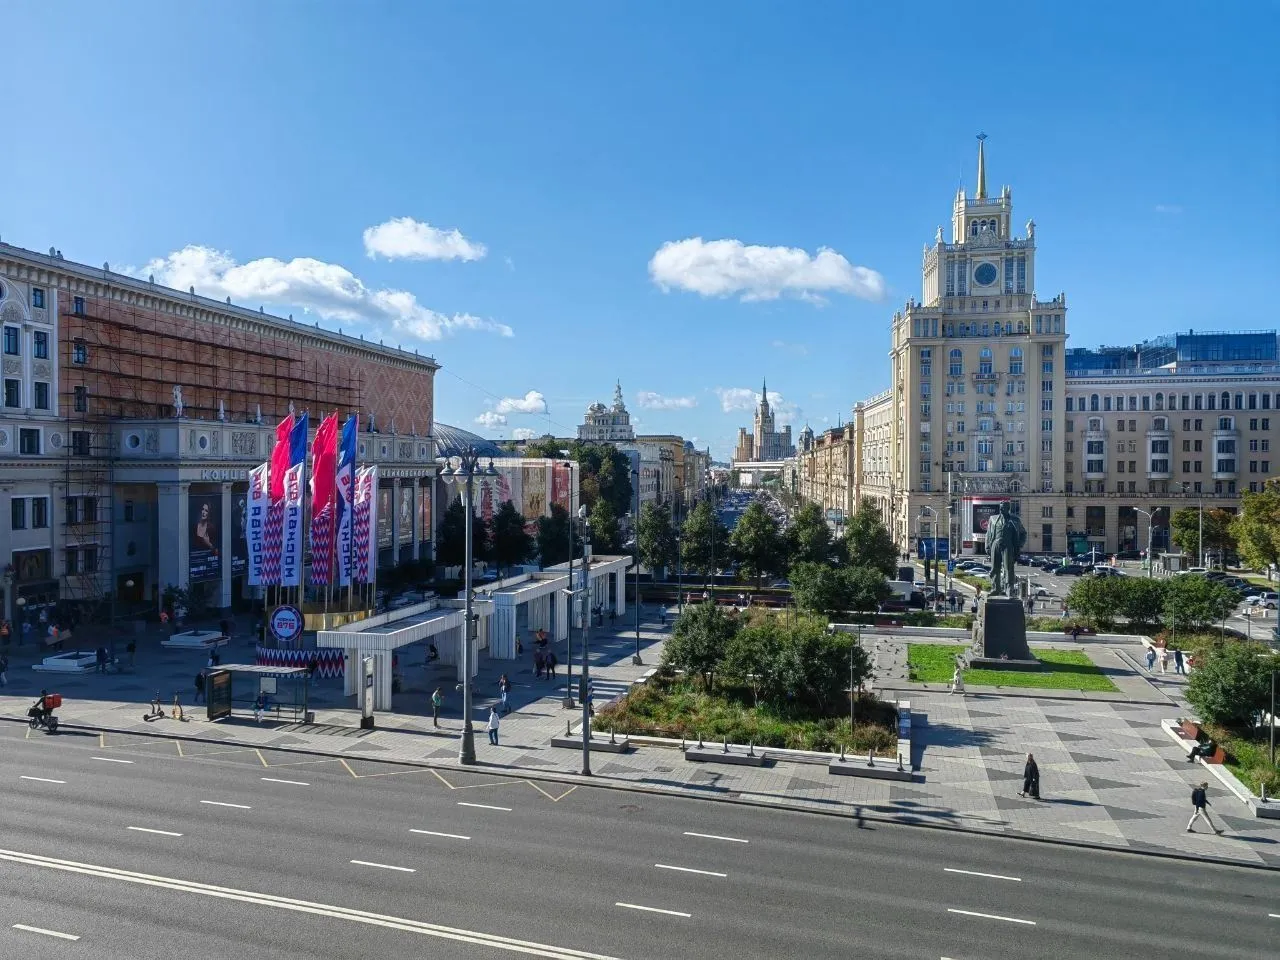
1245;591;1279;609
1053;563;1086;576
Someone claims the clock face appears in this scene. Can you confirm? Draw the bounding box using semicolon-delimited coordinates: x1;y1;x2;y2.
974;262;998;286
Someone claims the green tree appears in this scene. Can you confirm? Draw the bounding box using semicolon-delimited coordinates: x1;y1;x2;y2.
536;503;578;568
844;497;899;578
680;501;727;580
574;443;634;518
729;502;785;588
490;500;535;576
1232;482;1280;572
788;501;833;566
1170;507;1237;565
1065;575;1128;628
435;498;490;568
721;623;783;706
637;501;676;576
1186;641;1279;734
1117;577;1168;625
522;436;565;459
791;562;855;618
772;619;871;712
663;601;738;689
846;565;892;613
1163;574;1238;633
588;497;621;554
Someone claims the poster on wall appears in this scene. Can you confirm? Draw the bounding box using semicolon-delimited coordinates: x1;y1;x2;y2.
418;486;431;544
231;488;248;578
376;487;393;548
522;464;546;533
551;462;572;513
477;469;516;524
398;484;414;544
188;492;222;583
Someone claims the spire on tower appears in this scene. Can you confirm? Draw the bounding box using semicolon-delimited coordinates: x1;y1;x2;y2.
761;377;768;407
975;133;988;200
612;379;624;411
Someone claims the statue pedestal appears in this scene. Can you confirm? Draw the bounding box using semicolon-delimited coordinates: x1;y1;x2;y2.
970;597;1040;671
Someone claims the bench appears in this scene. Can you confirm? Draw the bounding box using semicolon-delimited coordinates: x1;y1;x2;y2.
1167;719;1227;764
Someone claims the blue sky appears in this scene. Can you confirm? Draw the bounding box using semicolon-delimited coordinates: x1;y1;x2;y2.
4;2;1277;459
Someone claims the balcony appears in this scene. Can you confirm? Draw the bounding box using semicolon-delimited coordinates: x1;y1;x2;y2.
1213;461;1238;481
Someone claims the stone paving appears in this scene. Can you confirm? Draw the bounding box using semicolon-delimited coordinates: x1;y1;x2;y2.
3;608;1278;868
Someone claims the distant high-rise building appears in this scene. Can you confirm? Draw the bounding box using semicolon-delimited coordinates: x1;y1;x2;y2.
734;378;795;461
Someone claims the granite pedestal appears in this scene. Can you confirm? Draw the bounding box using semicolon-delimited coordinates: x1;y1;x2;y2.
970;596;1040;671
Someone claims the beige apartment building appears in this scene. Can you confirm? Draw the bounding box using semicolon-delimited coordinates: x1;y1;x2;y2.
796;423;856;521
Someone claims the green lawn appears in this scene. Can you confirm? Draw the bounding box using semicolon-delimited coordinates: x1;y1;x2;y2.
907;643;1119;692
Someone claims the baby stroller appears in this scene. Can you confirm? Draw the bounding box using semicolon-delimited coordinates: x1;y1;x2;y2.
28;692;61;733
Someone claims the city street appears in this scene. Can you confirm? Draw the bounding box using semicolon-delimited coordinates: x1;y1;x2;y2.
1;721;1276;959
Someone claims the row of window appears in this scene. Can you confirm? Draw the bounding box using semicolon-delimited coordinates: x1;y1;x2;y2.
1069;391;1280;413
1066;458;1268;476
4;379;51;409
1067;480;1239;495
2;327;51;358
9;495;100;530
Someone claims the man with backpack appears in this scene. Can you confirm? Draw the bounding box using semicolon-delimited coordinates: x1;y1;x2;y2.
1187;781;1224;834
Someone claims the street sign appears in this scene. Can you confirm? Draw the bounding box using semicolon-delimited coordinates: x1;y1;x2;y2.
269;605;303;646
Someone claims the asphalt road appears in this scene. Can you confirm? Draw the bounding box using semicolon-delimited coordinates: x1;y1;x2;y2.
1;722;1276;959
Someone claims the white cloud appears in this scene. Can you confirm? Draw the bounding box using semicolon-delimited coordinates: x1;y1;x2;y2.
771;339;809;356
1154;204;1184;215
714;386;801;425
649;237;885;303
636;391;697;410
362;217;487;262
495;390;547;415
475;411;507;430
140;245;512;341
511;427;537;441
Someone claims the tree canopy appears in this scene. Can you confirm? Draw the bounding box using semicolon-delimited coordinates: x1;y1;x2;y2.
843;498;899;577
1162;574;1238;633
637;501;677;575
729;502;786;588
790;561;890;618
490;500;535;576
1186;641;1279;734
680;500;726;579
435;498;490;568
588;497;621;554
1232;482;1280;572
1170;506;1237;564
788;501;833;566
536;503;578;568
663;601;739;689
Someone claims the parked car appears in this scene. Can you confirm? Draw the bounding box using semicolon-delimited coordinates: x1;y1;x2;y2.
1251;591;1279;608
1114;550;1143;561
1090;566;1126;578
1053;563;1086;576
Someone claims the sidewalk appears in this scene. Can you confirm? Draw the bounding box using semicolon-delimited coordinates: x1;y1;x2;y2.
3;607;1278;869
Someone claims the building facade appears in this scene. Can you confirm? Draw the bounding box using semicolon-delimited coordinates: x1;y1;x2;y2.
796;424;856;520
578;381;635;442
733;379;794;462
1;242;439;627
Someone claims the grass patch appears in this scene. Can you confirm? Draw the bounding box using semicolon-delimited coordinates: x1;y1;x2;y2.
595;674;898;754
954;572;992;591
907;643;1119;692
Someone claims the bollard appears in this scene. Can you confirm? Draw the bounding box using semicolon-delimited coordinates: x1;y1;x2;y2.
610;727;617;745
681;735;686;750
723;736;729;754
697;732;704;748
897;753;905;772
867;748;875;768
748;741;755;757
839;744;846;762
1263;783;1269;804
567;719;572;736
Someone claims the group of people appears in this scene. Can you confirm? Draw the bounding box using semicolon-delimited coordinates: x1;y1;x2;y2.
1144;644;1187;675
0;610;69;649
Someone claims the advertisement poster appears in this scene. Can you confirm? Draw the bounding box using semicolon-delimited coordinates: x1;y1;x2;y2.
377;487;393;548
246;463;270;586
231;487;248;578
551;462;572;513
522;465;547;519
418;486;431;545
398;484;414;544
188;492;222;583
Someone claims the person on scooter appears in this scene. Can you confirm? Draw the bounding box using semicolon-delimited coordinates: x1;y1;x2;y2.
29;690;55;726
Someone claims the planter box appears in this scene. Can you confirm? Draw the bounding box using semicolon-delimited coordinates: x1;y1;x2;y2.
1162;719;1274;816
684;745;769;766
551;734;631;754
828;757;911;780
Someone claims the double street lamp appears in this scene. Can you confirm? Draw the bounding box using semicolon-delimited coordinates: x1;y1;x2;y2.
440;448;497;766
1134;506;1164;578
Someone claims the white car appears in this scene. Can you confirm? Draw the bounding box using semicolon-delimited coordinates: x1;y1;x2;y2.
1245;592;1279;609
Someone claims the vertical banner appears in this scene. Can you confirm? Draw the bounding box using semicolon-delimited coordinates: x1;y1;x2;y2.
280;413;309;587
552;461;572;512
231;490;248;578
522;463;547;533
398;484;414;544
335;414;358;586
353;466;377;583
247;462;270;586
377;487;393;549
309;413;339;585
188;492;222;583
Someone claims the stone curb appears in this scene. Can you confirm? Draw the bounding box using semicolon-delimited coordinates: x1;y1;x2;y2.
4;713;1274;874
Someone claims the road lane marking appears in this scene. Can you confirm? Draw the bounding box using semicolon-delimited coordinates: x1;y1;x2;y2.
457;802;512;812
261;777;309;786
201;800;252;810
92;757;134;764
350;860;416;873
947;908;1036;926
944;867;1022;882
19;776;66;784
1270;913;1280;918
654;863;727;878
683;831;748;843
12;924;79;941
615;902;691;918
128;827;183;837
410;829;471;840
0;848;621;959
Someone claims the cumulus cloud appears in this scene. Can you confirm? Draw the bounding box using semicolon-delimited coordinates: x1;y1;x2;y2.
140;245;512;341
495;391;547;415
649;237;885;303
1154;204;1184;215
511;427;537;441
636;391;697;410
475;411;507;430
362;217;488;262
714;386;801;425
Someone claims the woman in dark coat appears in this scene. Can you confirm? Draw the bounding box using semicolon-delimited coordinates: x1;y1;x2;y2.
1019;753;1040;799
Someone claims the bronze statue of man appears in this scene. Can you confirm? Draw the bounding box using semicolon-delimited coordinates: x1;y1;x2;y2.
986;501;1026;596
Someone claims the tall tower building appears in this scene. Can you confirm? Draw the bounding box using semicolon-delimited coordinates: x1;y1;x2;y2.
733;378;795;461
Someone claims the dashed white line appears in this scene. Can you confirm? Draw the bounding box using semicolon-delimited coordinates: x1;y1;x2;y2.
12;924;79;941
682;831;748;844
127;827;183;837
19;776;65;784
457;802;512;812
947;908;1036;926
654;863;727;878
350;860;416;873
944;867;1022;882
200;800;252;810
261;777;309;786
1270;913;1280;919
410;829;471;840
91;757;134;764
615;902;691;918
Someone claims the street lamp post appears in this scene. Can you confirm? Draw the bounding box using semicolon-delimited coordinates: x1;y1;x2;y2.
577;505;593;776
563;491;577;710
632;470;642;666
919;506;939;599
441;448;497;766
1134;507;1163;578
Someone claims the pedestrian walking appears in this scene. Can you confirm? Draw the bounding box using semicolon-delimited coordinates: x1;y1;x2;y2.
1145;646;1157;671
253;692;266;722
586;681;595;717
0;652;8;687
1173;647;1185;675
487;706;500;745
96;646;109;674
0;619;10;647
431;687;442;727
1019;753;1041;799
1157;645;1168;673
534;649;544;679
1186;781;1224;834
949;663;965;695
126;639;136;669
21;619;31;646
546;651;558;678
498;674;511;715
194;670;206;704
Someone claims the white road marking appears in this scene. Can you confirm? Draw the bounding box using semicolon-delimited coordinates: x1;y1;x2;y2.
200;800;252;810
92;757;134;764
19;776;65;784
944;867;1022;882
682;831;748;843
0;848;620;959
350;860;416;873
12;924;79;941
127;827;183;837
947;908;1036;926
457;802;512;812
261;777;309;786
1270;913;1280;918
654;863;727;878
410;829;471;840
614;902;691;918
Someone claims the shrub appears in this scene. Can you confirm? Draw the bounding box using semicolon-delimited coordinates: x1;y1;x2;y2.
1186;641;1279;733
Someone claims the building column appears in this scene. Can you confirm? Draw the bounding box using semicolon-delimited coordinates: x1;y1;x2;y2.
390;478;402;566
343;648;359;697
411;480;422;562
374;651;393;711
437;625;459;667
614;569;625;616
156;482;191;599
554;587;568;642
219;482;233;610
491;597;517;660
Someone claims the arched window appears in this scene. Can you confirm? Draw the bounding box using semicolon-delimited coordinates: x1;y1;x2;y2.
971;221;979;237
1155;393;1164;410
1090;394;1100;412
1066;397;1074;412
979;348;993;376
993;322;1001;336
949;349;963;377
1222;391;1231;410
